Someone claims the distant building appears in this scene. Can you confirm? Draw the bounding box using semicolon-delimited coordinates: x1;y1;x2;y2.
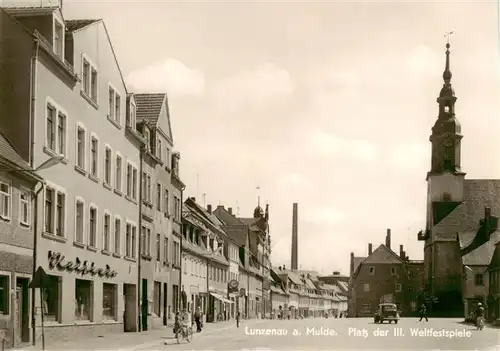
350;229;424;317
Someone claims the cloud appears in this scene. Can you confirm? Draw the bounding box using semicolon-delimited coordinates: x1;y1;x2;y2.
303;207;346;226
277;173;313;190
305;130;379;162
211;63;295;109
126;58;205;97
386;143;429;170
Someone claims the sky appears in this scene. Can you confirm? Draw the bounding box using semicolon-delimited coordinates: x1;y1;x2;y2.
5;0;500;275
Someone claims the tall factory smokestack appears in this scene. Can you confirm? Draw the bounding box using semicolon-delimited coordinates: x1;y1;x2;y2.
291;203;298;270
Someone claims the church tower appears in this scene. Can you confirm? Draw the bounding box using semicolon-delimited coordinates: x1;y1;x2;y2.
425;42;466;231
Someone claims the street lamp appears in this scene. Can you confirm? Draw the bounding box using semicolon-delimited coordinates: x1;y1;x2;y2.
29;155;64;345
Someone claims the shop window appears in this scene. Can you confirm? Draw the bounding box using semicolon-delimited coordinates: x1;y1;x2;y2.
75;279;92;321
0;276;9;314
154;281;161;316
43;275;60;322
103;283;117;320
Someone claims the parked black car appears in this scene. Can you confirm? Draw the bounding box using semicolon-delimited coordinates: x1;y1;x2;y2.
374;303;400;324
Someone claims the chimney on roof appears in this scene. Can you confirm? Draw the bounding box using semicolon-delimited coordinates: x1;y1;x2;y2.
283;264;286;270
399;245;404;259
191;197;196;202
207;204;212;214
350;252;354;275
278;266;282;270
368;243;373;255
228;207;233;215
385;228;391;249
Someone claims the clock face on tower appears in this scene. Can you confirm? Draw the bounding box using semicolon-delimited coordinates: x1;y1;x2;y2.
442;138;453;148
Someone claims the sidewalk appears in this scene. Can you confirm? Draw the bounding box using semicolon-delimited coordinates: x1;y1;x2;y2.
13;319;265;351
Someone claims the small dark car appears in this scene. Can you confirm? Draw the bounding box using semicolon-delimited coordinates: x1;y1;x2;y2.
374;303;399;324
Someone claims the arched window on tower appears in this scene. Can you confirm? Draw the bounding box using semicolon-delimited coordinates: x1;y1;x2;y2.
443;155;453;170
444;105;450;113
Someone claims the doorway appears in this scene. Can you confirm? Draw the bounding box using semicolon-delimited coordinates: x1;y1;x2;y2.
15;278;29;344
163;283;167;325
141;279;148;331
123;284;136;332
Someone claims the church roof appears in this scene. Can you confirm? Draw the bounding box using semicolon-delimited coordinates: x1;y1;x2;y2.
489;241;500;270
462;232;500;266
434;179;500;239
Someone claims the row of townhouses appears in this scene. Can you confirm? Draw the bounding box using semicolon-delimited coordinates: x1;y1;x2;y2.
0;4;275;348
269;267;348;319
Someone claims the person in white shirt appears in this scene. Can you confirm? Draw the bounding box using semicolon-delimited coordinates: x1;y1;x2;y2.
182;309;191;329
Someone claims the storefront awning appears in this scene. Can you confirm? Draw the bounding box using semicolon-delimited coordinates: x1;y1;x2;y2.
210;292;234;304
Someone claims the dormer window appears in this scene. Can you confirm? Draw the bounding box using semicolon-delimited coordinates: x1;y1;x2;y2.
53;18;64;58
127;101;136;129
143;128;151;151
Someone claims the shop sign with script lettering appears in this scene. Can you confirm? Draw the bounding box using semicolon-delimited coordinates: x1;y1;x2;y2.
48;251;118;278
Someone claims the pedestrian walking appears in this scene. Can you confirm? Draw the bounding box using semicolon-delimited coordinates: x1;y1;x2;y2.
475;303;485;331
419;303;428;322
194;307;203;333
236;311;241;328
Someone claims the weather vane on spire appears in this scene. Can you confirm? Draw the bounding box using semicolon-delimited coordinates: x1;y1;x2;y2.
444;31;455;45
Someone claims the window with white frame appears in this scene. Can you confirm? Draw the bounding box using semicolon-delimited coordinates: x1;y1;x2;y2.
164;237;168;264
108;86;115;120
156;139;162;160
90;136;99;178
369;266;375;275
125;223;132;257
19;188;30;226
115;93;121;124
395;283;402;292
115;154;122;192
103;212;110;251
114;217;121;254
156;183;161;211
391;267;396;275
56;111;66;156
104;147;112;185
143;128;151;151
76;125;86;170
131;225;137;258
82;57;98;102
132;167;138;200
89;205;97;247
141;226;151;256
53;19;64;58
166;148;171;169
146;174;151;202
44;187;65;237
0;181;11;220
127;102;136;128
141;172;147;201
126;163;132;197
363;283;370;292
46;104;56;152
75;199;84;243
163;189;169;215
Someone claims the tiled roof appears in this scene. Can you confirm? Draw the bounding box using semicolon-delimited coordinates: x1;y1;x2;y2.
458;232;476;249
221;225;247;247
353;256;365;273
489;242;500;270
462;231;500;266
435;179;500;238
337;281;348;292
0;130;32;171
281;270;302;285
362;244;404;264
3;6;58;16
321;284;340;292
134;93;166;127
65;19;99;32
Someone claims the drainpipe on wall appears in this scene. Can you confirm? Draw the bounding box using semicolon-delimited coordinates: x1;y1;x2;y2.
179;182;186;311
29;39;39;169
29;39;40;346
137;145;144;332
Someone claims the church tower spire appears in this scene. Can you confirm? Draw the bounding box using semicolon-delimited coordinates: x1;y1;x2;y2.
427;40;465;179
